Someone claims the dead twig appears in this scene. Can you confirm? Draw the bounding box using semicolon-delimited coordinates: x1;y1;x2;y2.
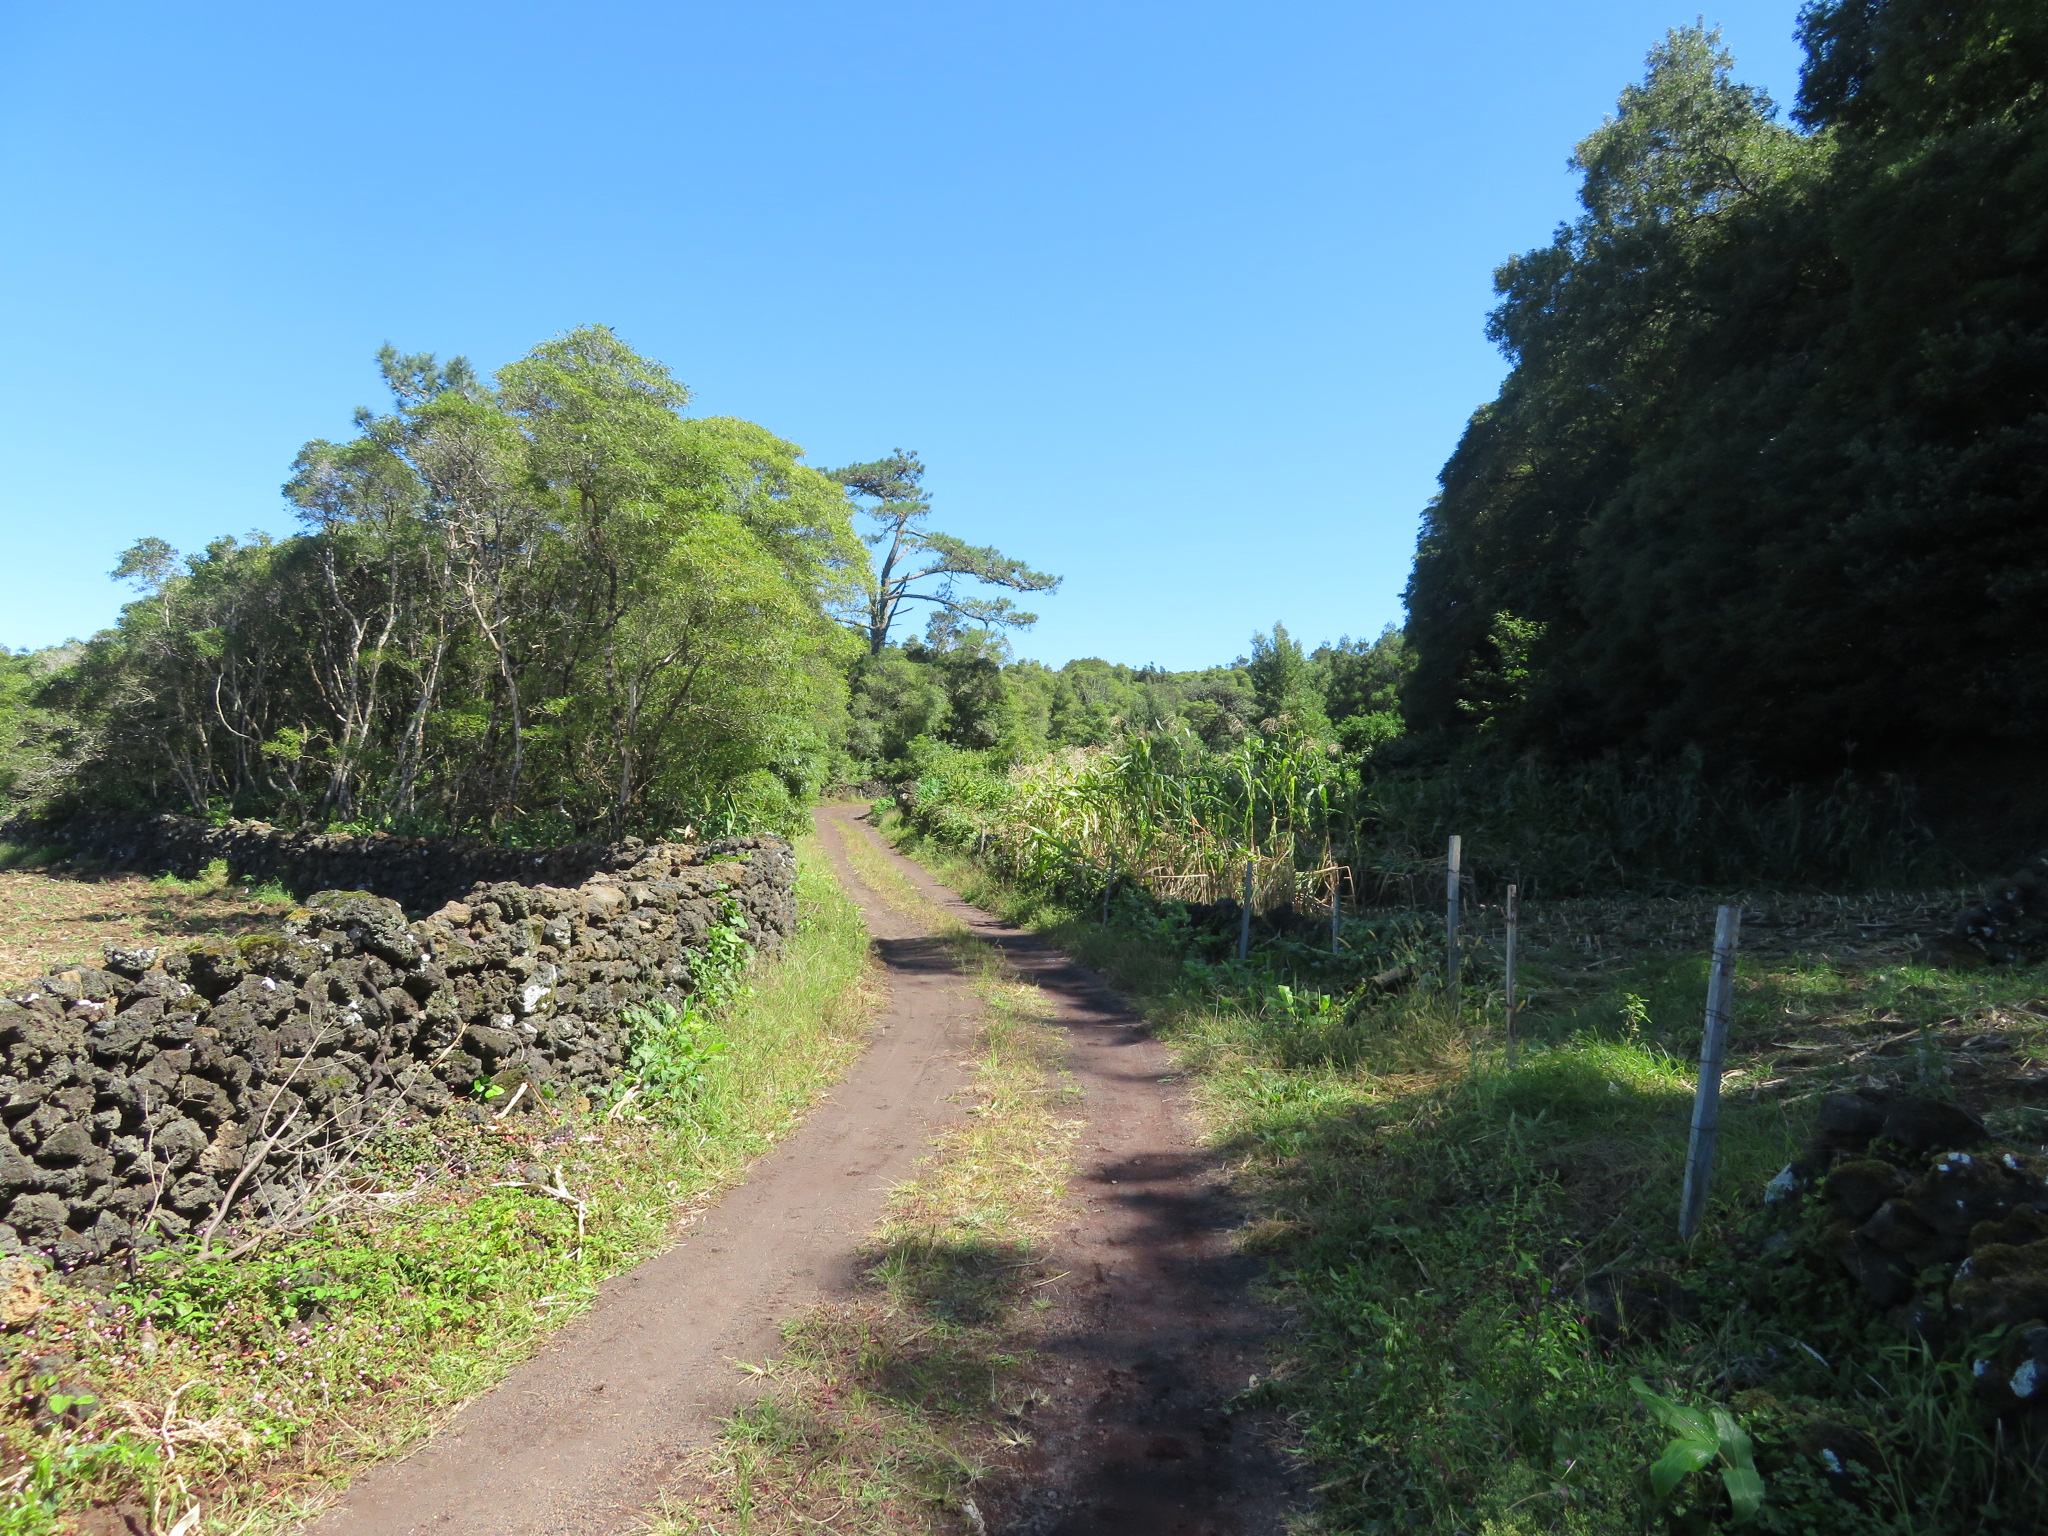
494;1164;588;1257
197;1096;305;1260
110;1381;248;1465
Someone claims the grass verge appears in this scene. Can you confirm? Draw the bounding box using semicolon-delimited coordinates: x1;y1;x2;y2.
881;809;2048;1535
0;832;874;1536
650;814;1079;1535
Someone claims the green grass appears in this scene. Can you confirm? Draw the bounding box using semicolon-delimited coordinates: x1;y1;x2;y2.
148;857;232;895
879;811;2048;1535
140;858;290;903
0;833;875;1536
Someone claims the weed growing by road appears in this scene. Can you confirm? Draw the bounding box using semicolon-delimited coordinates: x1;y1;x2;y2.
0;835;874;1535
615;900;755;1118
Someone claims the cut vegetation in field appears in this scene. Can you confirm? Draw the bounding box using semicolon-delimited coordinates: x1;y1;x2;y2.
654;817;1079;1535
0;854;294;991
0;835;874;1536
882;812;2048;1535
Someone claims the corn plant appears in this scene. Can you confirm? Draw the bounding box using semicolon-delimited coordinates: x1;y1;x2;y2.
1632;1377;1765;1523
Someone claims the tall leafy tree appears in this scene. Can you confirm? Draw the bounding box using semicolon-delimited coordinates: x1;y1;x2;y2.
55;328;865;837
1246;622;1328;735
1316;627;1411;754
1402;3;2046;774
827;450;1061;655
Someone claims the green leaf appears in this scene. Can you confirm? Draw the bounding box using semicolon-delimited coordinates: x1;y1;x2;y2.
1721;1461;1765;1522
1648;1433;1717;1499
1631;1377;1713;1440
1713;1409;1765;1521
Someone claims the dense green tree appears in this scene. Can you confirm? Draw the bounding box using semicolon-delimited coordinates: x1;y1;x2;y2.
1403;2;2047;774
1246;622;1328;735
51;328;863;837
1170;668;1259;749
844;647;954;769
0;646;80;813
1045;659;1147;747
1002;659;1059;759
911;627;1015;752
1316;627;1410;754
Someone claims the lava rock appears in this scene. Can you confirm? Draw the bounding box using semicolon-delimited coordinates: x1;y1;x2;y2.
1879;1097;1990;1154
1952;853;2048;966
1973;1205;2048;1250
1952;1239;2048;1333
1859;1199;1955;1270
1885;1294;1946;1345
1828;1223;1915;1308
1792;1420;1883;1503
100;946;160;980
1824;1159;1905;1224
1971;1322;2048;1425
1816;1092;1886;1153
0;826;795;1262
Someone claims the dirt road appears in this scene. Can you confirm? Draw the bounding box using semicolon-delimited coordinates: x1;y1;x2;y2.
841;809;1295;1535
307;807;1291;1534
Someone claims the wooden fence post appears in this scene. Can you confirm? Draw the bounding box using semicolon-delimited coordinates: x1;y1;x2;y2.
1504;883;1519;1070
1102;855;1115;925
1445;835;1463;1008
1238;859;1254;961
1331;869;1342;957
1678;905;1743;1242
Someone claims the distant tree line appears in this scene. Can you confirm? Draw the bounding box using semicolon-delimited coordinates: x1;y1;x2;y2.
1403;0;2046;777
9;0;2033;853
842;621;1409;774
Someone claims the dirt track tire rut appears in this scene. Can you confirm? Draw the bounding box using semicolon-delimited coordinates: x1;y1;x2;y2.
838;810;1296;1535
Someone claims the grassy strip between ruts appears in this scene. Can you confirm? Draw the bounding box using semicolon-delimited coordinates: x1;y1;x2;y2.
649;814;1080;1535
0;832;875;1536
878;809;2048;1536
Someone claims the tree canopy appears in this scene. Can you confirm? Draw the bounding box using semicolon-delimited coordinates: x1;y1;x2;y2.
1402;0;2047;776
50;327;865;838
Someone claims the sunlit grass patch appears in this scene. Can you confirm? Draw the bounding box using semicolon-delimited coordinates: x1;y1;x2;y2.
829;809;953;924
0;862;296;991
0;834;873;1536
1490;1036;1692;1127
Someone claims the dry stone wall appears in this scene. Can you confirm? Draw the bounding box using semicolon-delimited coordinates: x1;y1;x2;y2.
0;833;796;1272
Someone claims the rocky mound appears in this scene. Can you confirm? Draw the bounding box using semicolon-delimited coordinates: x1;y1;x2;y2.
1768;1089;2048;1428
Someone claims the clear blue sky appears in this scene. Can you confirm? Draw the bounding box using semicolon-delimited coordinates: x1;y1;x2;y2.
0;0;1805;669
